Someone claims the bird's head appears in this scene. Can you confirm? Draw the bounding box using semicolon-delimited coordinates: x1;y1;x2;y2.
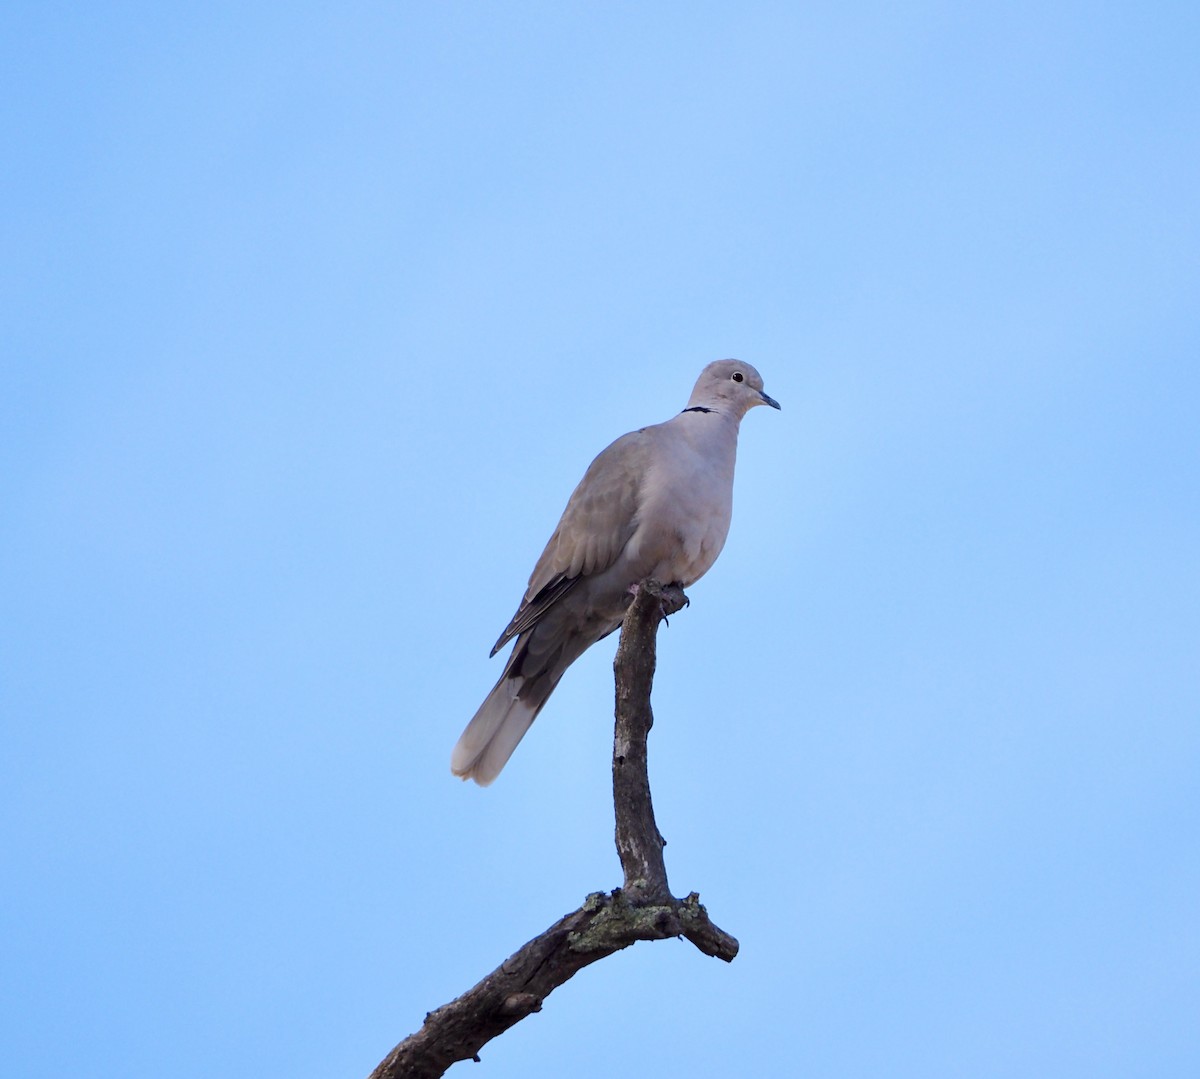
686;359;781;417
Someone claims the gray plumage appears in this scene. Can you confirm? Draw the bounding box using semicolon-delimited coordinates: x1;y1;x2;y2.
451;359;780;785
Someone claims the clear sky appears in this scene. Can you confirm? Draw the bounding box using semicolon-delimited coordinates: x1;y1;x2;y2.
3;3;1198;1077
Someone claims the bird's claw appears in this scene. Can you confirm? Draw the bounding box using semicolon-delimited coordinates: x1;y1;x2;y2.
628;579;690;624
658;582;690;623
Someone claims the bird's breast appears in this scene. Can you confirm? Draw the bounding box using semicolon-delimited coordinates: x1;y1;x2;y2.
626;438;736;587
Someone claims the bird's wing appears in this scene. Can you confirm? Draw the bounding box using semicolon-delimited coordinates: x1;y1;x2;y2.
490;429;651;655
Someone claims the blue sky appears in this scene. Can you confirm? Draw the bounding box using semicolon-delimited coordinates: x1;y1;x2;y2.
2;3;1198;1076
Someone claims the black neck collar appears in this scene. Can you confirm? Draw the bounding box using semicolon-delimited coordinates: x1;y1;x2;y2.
681;406;718;414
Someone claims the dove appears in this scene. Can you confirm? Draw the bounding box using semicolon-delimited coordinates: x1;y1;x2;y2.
451;359;780;785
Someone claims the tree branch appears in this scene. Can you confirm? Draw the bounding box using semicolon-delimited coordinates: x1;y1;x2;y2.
368;580;738;1079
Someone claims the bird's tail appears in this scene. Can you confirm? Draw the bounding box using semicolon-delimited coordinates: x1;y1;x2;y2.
450;667;560;785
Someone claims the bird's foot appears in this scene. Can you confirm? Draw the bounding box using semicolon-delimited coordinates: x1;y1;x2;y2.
629;579;690;624
660;582;690;623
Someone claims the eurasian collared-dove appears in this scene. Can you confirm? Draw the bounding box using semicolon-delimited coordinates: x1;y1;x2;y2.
451;359;780;785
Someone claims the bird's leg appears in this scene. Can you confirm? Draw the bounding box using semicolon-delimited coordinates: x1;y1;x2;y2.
658;582;690;625
627;580;690;625
664;583;690;612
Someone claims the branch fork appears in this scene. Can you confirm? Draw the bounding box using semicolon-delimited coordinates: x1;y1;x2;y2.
369;580;738;1079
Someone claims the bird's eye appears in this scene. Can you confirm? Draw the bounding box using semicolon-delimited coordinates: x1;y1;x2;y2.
731;372;744;383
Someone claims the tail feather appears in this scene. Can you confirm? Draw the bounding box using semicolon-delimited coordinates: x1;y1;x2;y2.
466;699;536;786
453;618;601;784
451;664;566;786
450;678;529;785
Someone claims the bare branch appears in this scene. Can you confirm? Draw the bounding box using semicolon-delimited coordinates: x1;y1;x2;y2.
612;580;684;902
368;581;738;1079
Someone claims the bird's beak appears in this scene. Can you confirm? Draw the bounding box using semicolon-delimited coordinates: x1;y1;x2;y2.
760;391;781;410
